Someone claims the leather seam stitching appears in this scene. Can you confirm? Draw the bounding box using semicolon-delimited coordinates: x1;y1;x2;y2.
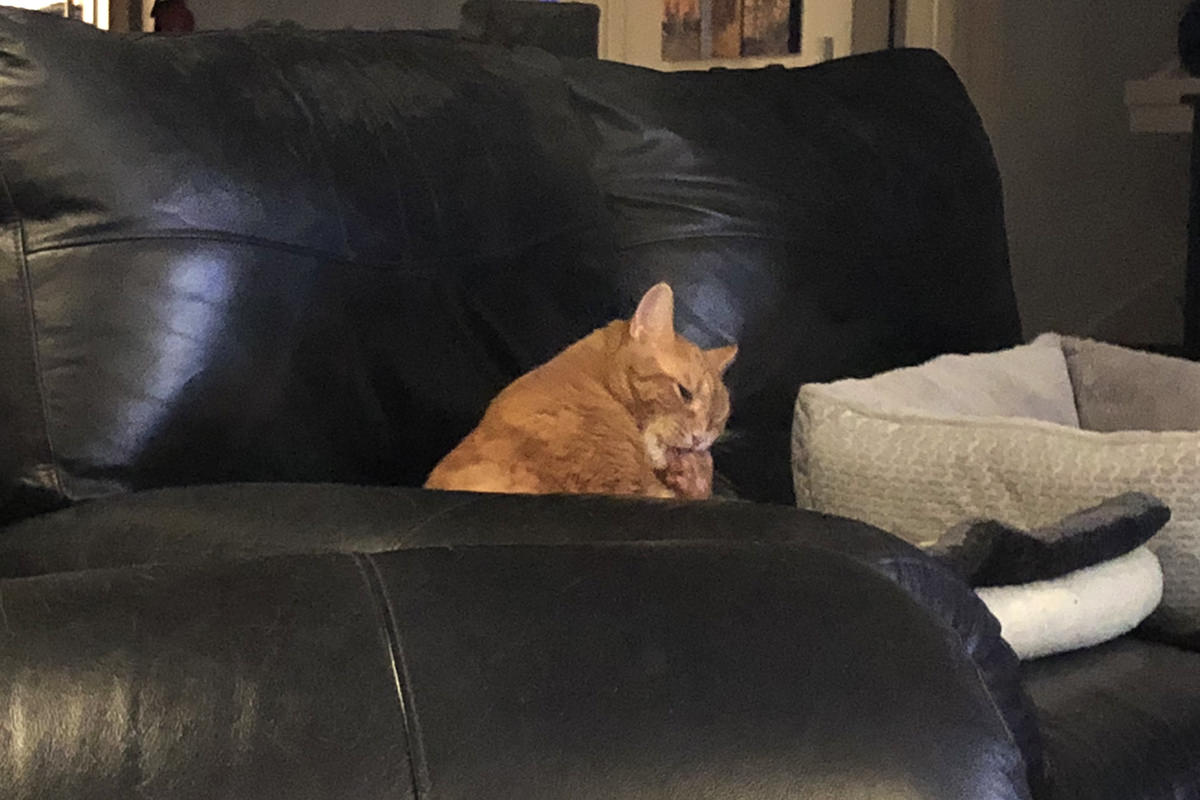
16;220;65;492
19;219;600;272
354;551;427;798
0;170;64;494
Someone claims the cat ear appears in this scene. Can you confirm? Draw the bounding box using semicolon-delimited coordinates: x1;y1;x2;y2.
629;283;675;345
705;344;738;374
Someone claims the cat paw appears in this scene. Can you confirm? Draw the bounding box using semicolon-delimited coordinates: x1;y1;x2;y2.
660;448;713;500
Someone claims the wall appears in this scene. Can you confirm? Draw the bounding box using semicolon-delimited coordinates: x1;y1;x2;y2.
949;1;1191;346
186;0;461;30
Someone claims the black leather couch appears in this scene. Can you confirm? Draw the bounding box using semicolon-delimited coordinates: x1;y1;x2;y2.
0;9;1196;799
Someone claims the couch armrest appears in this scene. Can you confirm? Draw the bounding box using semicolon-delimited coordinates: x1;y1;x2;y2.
0;540;1031;799
0;483;1043;788
1;483;917;575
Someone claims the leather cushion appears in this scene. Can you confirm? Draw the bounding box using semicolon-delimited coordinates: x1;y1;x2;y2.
0;539;1033;798
0;482;1044;786
0;12;613;520
564;50;1023;502
1022;636;1200;799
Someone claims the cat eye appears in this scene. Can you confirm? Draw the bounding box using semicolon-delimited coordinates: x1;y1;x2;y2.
677;383;693;402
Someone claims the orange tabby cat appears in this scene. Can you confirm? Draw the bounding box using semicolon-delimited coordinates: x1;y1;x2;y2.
425;283;736;499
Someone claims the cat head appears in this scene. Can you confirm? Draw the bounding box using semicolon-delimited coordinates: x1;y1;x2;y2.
616;282;737;470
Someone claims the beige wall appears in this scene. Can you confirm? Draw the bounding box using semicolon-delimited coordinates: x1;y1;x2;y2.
955;1;1190;346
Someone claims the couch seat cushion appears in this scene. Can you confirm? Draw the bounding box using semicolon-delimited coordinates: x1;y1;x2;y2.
1022;637;1200;800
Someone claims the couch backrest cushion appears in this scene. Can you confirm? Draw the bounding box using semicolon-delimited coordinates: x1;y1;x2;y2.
562;51;1023;500
0;12;615;520
0;10;1021;519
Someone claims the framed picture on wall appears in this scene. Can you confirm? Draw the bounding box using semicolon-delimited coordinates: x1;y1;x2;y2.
663;0;799;61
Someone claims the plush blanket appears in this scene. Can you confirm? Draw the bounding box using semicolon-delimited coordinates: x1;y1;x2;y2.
928;492;1168;586
926;493;1167;659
